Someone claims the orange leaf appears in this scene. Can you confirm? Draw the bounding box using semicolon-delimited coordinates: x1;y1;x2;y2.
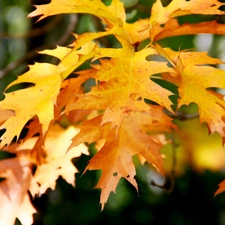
215;180;225;197
0;158;35;225
151;19;225;42
70;109;175;209
56;74;93;118
86;112;165;209
68;115;103;149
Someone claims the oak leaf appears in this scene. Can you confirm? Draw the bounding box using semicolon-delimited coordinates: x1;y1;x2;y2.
150;19;225;42
28;0;147;45
153;45;225;137
15;124;89;196
0;63;61;148
40;41;97;80
70;108;175;208
69;47;174;128
150;0;225;27
28;0;125;27
178;66;225;136
0;157;35;225
0;124;88;224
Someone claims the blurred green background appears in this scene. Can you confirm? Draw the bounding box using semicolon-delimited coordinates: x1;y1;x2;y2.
1;0;225;224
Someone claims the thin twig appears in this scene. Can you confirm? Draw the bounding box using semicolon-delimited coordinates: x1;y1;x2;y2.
169;132;177;192
0;16;61;39
150;132;178;192
164;108;199;121
0;14;77;79
57;14;77;46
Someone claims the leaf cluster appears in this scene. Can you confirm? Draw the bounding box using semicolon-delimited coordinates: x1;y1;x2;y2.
1;0;225;224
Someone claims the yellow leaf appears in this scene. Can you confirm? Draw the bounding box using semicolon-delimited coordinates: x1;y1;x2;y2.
0;63;61;148
28;0;151;46
40;41;97;80
178;66;225;136
150;0;225;26
123;19;150;44
29;124;88;196
28;0;125;27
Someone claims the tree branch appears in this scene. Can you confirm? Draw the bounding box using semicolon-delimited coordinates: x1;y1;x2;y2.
0;14;77;79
